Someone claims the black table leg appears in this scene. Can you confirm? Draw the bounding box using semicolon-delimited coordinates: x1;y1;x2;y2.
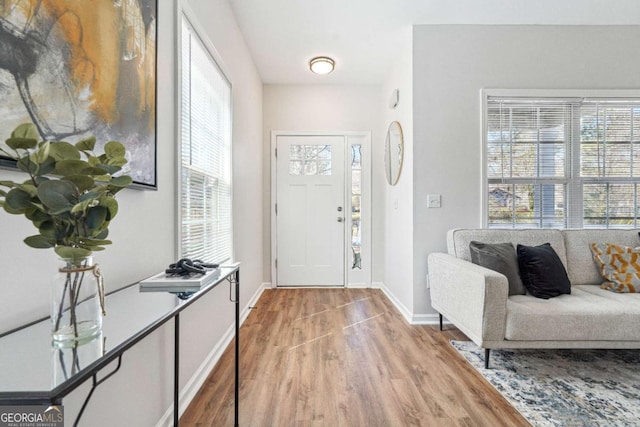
234;270;239;427
174;313;180;426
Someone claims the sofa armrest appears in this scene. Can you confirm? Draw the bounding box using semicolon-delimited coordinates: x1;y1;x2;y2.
428;252;509;346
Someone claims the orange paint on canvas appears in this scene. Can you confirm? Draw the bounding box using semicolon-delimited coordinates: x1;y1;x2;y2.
38;0;121;123
16;0;154;125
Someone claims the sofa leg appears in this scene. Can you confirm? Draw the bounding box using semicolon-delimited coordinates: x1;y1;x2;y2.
439;313;443;331
484;349;490;369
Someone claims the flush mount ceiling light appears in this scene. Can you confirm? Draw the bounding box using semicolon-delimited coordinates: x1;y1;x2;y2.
309;56;335;74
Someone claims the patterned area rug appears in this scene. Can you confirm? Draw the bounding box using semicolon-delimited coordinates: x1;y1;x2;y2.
451;341;640;427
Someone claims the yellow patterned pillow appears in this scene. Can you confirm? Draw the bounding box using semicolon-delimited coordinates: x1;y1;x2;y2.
590;243;640;293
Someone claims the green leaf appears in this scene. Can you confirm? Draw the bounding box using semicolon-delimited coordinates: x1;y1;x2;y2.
87;156;100;166
40;157;56;176
84;166;111;176
26;208;50;225
100;197;118;220
84;245;105;251
55;246;92;261
16;183;37;197
36;180;76;213
79;190;103;202
3;202;23;214
38;220;57;238
75;136;96;152
71;198;92;214
5;188;31;212
53;221;71;240
95;229;109;240
24;235;54;249
16;155;54;177
106;157;127;167
63;175;95;193
11;123;40;140
34;141;50;163
54;159;92;176
95;163;121;175
49;141;80;161
110;175;132;188
86;206;108;229
5;137;38;150
82;238;112;246
16;157;37;174
104;141;126;158
0;181;17;188
33;176;50;186
28;201;46;211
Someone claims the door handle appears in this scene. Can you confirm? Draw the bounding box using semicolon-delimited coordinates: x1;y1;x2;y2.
337;217;344;222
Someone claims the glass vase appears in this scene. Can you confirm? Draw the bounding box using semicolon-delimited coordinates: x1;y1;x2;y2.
51;256;105;345
52;333;105;386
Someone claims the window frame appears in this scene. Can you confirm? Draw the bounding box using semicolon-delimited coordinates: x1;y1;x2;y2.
176;8;234;263
482;89;640;229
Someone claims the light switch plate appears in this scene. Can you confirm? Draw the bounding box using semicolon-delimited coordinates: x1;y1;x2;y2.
427;194;441;208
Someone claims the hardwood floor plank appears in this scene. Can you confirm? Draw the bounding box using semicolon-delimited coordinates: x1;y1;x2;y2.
180;288;529;426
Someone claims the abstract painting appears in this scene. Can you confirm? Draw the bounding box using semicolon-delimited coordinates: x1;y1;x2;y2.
0;0;157;188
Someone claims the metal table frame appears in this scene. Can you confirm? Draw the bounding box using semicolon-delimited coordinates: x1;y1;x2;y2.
0;266;240;427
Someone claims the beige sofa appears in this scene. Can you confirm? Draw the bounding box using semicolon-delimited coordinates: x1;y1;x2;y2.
428;228;640;368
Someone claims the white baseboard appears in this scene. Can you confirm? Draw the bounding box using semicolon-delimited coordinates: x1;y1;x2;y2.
346;282;371;288
155;282;267;427
266;282;373;289
378;283;413;324
376;283;442;325
411;313;441;325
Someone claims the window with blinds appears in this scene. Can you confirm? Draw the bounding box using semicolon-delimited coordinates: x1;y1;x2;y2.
485;95;640;229
180;18;232;263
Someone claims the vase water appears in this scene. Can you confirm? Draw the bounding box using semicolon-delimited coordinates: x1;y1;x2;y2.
51;256;105;345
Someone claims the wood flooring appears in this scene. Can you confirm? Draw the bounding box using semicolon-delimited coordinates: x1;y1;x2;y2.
180;288;529;426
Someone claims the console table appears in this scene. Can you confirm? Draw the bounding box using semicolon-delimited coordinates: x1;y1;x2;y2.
0;264;240;427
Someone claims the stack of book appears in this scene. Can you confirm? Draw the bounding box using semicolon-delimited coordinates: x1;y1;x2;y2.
139;268;221;293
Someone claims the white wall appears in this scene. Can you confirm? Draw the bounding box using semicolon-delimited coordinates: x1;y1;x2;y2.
379;27;415;319
262;85;383;283
413;25;640;316
0;0;263;425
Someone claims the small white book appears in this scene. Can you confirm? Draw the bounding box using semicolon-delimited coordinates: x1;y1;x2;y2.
139;268;221;292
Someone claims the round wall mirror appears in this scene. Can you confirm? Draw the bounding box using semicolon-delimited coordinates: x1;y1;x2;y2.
384;121;404;185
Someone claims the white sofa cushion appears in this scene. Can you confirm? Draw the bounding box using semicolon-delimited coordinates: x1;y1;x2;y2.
563;229;640;285
505;285;640;341
447;228;567;268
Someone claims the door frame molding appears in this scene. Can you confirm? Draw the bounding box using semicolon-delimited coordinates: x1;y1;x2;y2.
270;130;372;288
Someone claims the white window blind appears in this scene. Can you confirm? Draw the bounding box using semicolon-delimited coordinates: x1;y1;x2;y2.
485;96;640;229
580;101;640;227
180;18;232;263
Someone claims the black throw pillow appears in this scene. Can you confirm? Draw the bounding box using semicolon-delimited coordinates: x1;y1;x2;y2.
517;243;571;299
469;241;525;295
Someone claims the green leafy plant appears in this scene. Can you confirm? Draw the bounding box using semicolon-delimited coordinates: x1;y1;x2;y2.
0;123;132;262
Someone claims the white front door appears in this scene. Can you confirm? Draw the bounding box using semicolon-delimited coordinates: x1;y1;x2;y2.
275;135;345;286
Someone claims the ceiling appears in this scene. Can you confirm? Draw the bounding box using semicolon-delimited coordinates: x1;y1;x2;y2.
228;0;640;85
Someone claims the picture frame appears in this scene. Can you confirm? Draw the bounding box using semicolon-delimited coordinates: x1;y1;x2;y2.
0;1;158;189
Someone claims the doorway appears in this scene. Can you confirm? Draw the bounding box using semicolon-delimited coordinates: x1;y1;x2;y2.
271;131;371;288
